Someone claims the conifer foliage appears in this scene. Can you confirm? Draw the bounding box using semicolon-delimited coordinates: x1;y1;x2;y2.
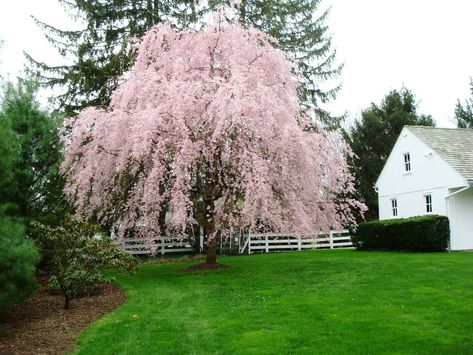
0;80;65;225
62;16;364;264
455;78;473;129
27;0;198;115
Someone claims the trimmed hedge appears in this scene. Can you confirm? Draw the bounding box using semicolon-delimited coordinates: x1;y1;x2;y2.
352;215;450;251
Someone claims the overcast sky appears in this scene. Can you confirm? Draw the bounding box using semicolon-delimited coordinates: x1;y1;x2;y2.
1;0;473;128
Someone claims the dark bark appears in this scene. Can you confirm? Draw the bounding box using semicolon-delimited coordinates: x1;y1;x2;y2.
64;296;70;310
206;235;217;264
204;198;217;264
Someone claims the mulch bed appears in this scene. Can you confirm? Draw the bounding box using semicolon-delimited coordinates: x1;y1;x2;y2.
176;263;230;272
0;276;126;355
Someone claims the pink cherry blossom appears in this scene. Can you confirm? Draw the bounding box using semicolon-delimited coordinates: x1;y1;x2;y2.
62;17;366;263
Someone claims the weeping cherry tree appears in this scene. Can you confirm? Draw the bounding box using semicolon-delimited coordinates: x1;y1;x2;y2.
62;10;365;266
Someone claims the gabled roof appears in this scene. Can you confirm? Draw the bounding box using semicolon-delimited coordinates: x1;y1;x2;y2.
406;126;473;182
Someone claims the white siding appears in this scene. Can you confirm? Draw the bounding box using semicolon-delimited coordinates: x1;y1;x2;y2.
379;187;449;220
447;187;473;250
377;127;466;220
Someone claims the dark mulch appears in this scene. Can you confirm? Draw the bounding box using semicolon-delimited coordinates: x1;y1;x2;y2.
176;263;230;272
0;276;126;355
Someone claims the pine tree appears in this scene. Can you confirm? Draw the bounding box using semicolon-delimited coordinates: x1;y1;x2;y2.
455;78;473;129
0;79;67;225
28;0;341;123
345;88;435;220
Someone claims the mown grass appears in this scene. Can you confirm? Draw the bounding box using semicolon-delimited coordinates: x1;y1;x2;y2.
75;250;473;354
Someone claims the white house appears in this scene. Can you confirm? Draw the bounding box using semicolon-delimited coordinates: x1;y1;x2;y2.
375;126;473;250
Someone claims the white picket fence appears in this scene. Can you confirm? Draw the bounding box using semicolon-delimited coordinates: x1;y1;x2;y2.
121;236;196;255
120;230;353;255
240;230;353;254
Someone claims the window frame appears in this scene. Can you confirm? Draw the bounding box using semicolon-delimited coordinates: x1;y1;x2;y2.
403;152;411;172
424;194;433;213
391;198;398;217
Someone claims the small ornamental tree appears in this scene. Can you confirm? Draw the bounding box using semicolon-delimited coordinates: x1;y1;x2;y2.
62;12;365;265
29;217;137;309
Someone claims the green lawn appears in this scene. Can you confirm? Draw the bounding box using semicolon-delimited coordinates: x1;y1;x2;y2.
76;250;473;354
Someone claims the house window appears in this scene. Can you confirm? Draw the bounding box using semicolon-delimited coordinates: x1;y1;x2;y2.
425;194;432;213
391;198;398;217
403;153;411;172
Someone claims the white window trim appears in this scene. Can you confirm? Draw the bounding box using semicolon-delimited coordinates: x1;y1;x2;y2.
403;152;411;173
391;198;398;217
424;193;433;213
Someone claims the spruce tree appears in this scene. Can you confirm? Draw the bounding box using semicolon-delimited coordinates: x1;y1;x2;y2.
27;0;341;123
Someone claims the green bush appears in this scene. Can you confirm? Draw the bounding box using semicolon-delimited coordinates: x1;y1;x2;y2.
0;215;39;313
29;217;137;309
352;215;450;252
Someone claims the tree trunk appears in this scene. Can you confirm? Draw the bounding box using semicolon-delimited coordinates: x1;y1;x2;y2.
206;235;217;264
64;295;70;309
204;199;217;264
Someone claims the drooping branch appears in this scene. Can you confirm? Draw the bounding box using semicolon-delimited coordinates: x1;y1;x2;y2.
62;19;365;257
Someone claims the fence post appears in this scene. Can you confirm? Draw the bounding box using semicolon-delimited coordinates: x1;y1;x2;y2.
329;231;334;249
239;231;242;251
265;234;269;253
248;232;251;255
298;237;301;251
161;238;166;255
199;225;204;254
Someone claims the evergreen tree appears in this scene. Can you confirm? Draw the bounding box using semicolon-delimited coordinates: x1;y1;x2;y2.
27;0;341;123
27;0;198;116
0;76;40;313
455;78;473;129
345;88;435;220
0;79;66;225
0;103;20;213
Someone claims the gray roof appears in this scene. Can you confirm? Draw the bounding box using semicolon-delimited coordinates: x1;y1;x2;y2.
406;126;473;182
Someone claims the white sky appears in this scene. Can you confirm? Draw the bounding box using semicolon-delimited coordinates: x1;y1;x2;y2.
326;0;473;127
1;0;473;128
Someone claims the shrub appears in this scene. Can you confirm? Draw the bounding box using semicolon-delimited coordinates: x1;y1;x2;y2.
351;215;449;252
0;214;39;313
29;217;137;309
